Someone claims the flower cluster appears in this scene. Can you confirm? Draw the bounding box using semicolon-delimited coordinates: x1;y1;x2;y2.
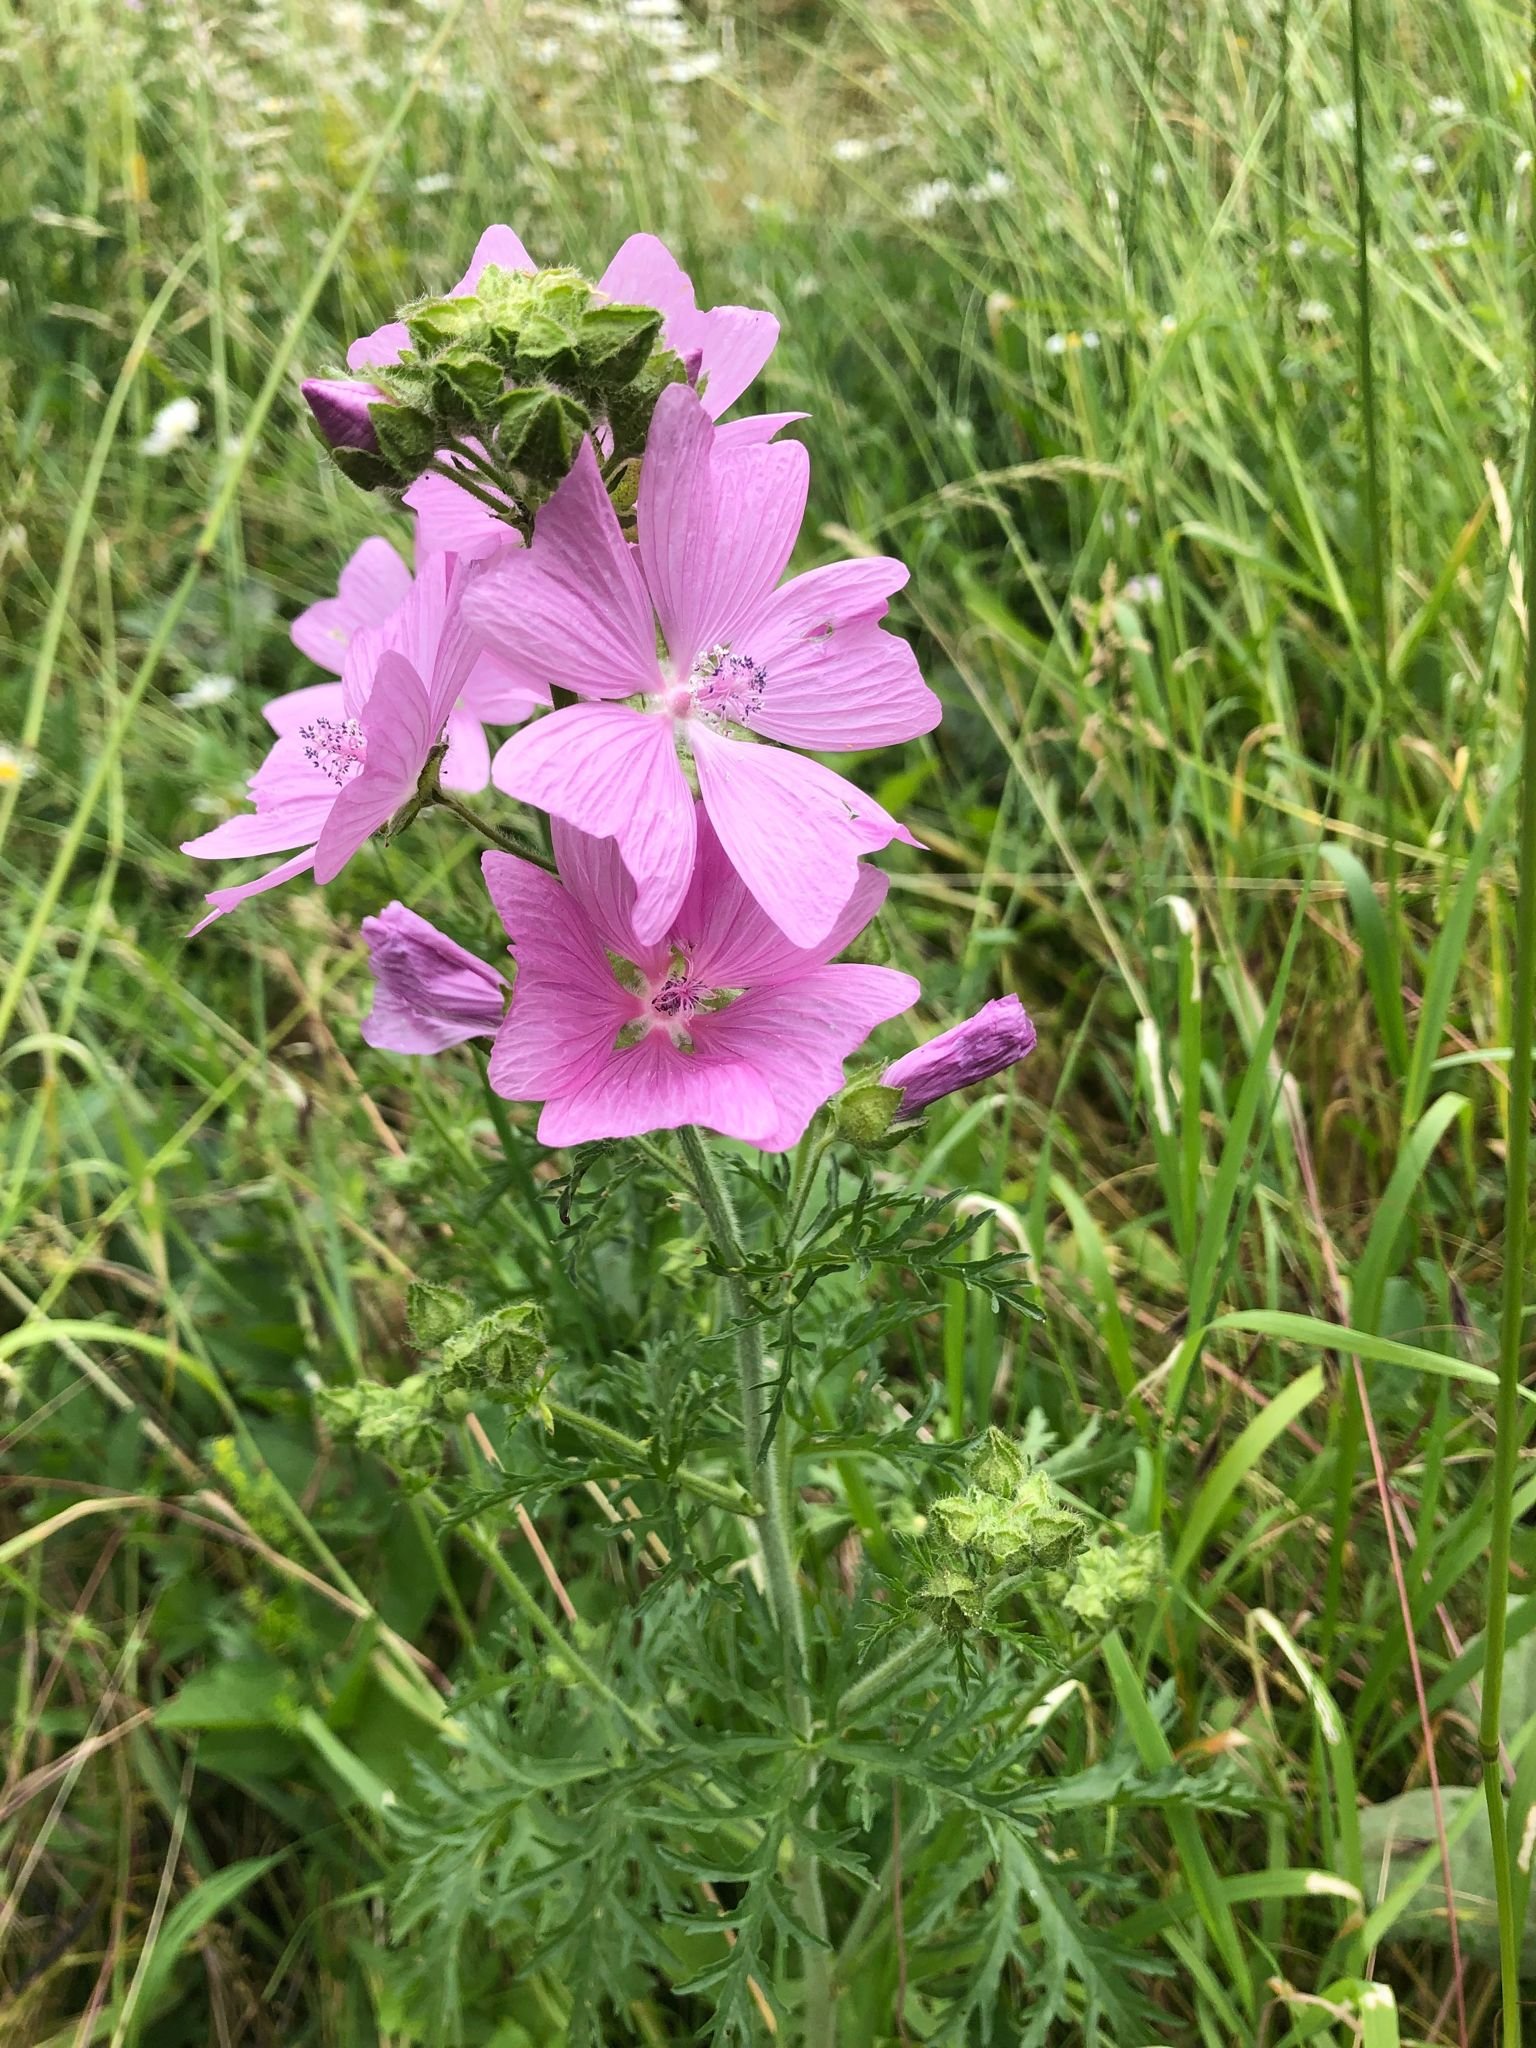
184;224;1036;1148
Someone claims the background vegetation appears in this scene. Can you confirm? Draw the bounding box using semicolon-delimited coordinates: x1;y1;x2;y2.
3;0;1533;2040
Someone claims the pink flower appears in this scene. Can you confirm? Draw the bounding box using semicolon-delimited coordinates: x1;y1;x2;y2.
464;385;940;951
182;555;540;929
345;224;779;422
360;902;507;1053
289;538;543;791
482;806;918;1150
882;996;1037;1115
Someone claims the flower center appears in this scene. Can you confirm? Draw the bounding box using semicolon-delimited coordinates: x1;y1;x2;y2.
682;644;767;732
301;715;368;786
611;950;740;1053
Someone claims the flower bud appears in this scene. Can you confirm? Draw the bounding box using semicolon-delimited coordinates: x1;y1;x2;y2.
301;375;386;453
832;1078;905;1149
882;994;1037;1117
360;903;507;1055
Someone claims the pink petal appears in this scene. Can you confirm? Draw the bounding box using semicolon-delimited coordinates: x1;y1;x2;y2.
462;441;660;703
490;705;696;946
549;816;666;974
439;704;492;792
263;680;350;739
597;235;778;419
482;852;631;1100
740;557;940;747
453;223;536;293
690;725;915;948
712;411;808;450
347;320;411;371
341;554;480;729
313;652;434;884
181;795;332;860
638;384;807;663
675;808;893;988
290;537;411;671
189;848;318;934
458;649;551;728
403;465;519;562
690;305;781;419
538;1031;778;1148
692;965;920;1149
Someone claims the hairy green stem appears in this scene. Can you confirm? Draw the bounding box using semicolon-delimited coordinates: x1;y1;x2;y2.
677;1126;834;2048
1479;63;1536;2040
430;785;550;862
542;1395;760;1516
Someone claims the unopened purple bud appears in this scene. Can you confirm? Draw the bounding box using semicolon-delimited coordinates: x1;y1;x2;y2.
882;995;1037;1116
360;903;507;1054
302;376;386;453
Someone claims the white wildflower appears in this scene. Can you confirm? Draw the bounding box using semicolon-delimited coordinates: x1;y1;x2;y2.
653;50;722;84
1429;94;1466;118
1149;162;1170;188
0;743;37;788
174;673;238;710
832;137;873;163
903;178;954;222
1517;149;1534;174
1410;152;1436;175
139;396;200;457
966;168;1013;201
414;171;455;195
1297;298;1332;323
1124;573;1164;605
1310;104;1354;144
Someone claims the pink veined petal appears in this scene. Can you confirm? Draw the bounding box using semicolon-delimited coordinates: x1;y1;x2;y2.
180;794;333;860
747;621;940;750
537;1031;778;1149
290;537;411;672
189;848;318;935
597;236;779;419
690;304;781;419
481;852;632;1100
691;964;920;1149
263;680;350;739
491;705;696;947
313;652;435;884
638;385;808;663
403;465;519;562
458;648;551;728
711;411;808;450
347;319;411;371
549;816;667;975
462;442;659;703
340;554;478;728
675;807;893;989
598;233;700;335
360;902;508;1054
452;223;536;293
690;725;915;948
439;704;492;792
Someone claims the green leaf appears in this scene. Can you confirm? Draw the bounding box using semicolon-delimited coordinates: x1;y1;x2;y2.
157;1657;291;1731
124;1855;282;2045
1172;1365;1324;1579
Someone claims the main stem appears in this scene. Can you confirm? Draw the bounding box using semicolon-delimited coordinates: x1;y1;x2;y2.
677;1126;834;2047
1479;161;1536;2047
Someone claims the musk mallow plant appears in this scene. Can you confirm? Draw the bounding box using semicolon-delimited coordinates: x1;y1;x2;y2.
175;223;1184;2045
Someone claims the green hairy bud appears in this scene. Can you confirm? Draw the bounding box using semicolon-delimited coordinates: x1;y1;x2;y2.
832;1079;906;1151
318;1376;448;1482
929;1435;1086;1574
1060;1532;1164;1628
406;1279;471;1347
316;261;683;513
437;1301;548;1413
916;1565;988;1640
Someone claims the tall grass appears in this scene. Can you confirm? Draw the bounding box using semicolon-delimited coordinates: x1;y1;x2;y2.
1;0;1532;2041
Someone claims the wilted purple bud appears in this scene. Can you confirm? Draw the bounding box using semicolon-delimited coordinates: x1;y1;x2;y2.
360;903;507;1054
301;376;386;454
882;995;1037;1116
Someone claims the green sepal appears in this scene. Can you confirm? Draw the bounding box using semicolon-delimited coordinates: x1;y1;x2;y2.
437;1300;548;1414
370;400;438;477
494;386;591;486
575;301;665;388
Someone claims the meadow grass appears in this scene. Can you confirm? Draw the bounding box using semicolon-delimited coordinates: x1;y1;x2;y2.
2;0;1534;2040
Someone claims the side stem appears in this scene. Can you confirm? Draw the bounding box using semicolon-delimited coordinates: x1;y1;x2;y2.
677;1125;834;2047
